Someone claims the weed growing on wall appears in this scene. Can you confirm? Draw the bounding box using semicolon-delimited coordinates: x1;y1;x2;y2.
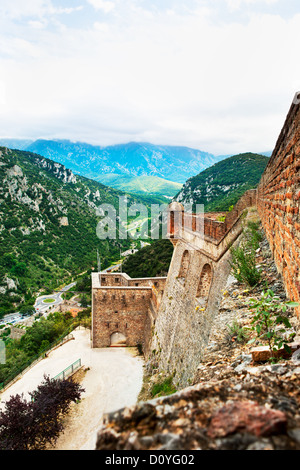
150;375;177;398
230;221;262;287
226;320;250;345
247;289;298;362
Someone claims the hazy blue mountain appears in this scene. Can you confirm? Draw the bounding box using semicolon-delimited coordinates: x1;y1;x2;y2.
259;150;273;157
0;139;34;150
23;140;224;184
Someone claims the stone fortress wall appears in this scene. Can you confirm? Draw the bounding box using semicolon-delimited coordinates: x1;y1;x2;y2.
147;190;258;386
91;272;166;349
92;94;300;387
257;97;300;316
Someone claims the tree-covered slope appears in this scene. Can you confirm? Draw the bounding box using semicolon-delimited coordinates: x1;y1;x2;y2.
122;239;174;278
96;173;182;198
175;153;269;212
0;147;141;318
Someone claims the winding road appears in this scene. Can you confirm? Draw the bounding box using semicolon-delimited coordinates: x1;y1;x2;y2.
34;282;76;316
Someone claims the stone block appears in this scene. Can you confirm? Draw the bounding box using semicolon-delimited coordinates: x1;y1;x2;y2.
251;343;300;362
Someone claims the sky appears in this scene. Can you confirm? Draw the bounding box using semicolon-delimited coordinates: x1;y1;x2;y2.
0;0;299;155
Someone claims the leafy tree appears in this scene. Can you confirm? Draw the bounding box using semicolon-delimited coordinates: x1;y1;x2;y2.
11;262;27;276
122;239;173;278
0;394;35;450
79;295;88;308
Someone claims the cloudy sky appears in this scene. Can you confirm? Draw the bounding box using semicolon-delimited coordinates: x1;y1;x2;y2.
0;0;299;155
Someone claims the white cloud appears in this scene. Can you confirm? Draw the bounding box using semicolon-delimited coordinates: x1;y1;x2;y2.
28;19;48;29
0;1;299;154
0;0;50;19
94;21;110;32
0;81;6;105
87;0;115;13
226;0;279;10
0;1;83;21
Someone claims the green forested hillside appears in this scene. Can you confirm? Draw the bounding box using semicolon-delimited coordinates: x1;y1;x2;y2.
0;147;144;318
95;173;182;199
122;239;174;278
175;153;269;212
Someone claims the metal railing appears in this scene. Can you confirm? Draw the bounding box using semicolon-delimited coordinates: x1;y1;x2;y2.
53;359;82;381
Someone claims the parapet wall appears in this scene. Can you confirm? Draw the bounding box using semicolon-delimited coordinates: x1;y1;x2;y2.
257;99;300;315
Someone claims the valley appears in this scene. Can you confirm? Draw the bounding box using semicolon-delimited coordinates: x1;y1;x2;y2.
0;144;269;324
0;146;152;320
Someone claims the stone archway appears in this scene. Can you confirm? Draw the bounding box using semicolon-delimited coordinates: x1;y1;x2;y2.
110;332;127;347
196;263;213;298
178;250;190;280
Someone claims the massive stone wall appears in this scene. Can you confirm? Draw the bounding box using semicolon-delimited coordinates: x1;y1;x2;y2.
147;194;257;387
257;98;300;315
91;273;166;349
147;239;235;386
92;285;152;348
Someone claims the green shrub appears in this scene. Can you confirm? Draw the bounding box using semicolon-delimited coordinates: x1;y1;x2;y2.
230;246;261;287
230;220;262;287
248;289;298;361
150;375;177;398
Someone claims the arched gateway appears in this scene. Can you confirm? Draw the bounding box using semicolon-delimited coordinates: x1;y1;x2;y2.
110;332;127;347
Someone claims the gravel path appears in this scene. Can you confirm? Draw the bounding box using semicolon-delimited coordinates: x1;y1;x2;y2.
0;328;144;450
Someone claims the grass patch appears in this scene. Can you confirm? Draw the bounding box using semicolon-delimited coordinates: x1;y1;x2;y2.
226;320;250;345
230;220;263;287
150;375;177;398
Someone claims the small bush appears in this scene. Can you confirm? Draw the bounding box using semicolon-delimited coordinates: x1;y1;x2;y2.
230;246;261;287
226;320;250;344
0;374;84;450
248;289;298;362
230;221;262;287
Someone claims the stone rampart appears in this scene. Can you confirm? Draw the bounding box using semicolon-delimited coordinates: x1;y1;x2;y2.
257;98;300;315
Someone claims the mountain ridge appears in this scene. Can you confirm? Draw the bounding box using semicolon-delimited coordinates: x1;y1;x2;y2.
0;139;225;184
175;152;269;212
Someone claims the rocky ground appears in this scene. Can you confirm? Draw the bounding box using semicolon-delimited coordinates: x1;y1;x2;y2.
95;226;300;451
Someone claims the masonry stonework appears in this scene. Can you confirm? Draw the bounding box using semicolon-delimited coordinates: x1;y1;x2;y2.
91;273;166;350
146;201;252;386
257;98;300;316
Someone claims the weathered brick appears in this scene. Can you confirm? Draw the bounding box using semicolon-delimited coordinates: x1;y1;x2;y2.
257;99;300;313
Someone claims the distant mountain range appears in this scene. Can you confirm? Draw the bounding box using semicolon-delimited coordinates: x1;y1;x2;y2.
0;139;226;185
